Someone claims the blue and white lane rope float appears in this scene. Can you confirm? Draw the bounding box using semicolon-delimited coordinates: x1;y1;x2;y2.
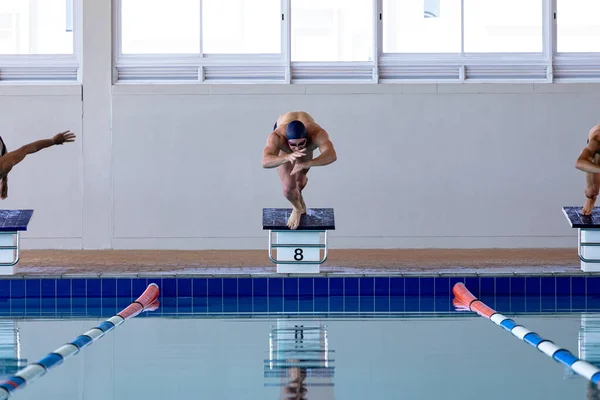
453;282;600;386
0;283;160;399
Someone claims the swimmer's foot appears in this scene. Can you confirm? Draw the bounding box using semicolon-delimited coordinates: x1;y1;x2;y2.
287;208;304;230
583;198;596;215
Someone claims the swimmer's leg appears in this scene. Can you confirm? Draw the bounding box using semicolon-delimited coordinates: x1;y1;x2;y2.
278;163;305;229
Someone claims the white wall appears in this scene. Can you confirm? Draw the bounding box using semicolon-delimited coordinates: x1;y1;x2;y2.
10;315;591;399
3;0;598;250
0;85;82;249
7;82;598;250
108;83;595;250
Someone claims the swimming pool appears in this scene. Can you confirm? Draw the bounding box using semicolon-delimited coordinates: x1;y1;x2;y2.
0;274;598;399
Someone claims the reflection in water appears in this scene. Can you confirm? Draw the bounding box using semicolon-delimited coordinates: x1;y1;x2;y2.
581;314;600;399
580;314;600;370
0;321;25;379
265;319;335;399
589;381;600;400
0;315;592;399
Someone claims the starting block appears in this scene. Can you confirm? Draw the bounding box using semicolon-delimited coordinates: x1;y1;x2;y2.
562;206;600;272
262;208;335;274
0;210;33;275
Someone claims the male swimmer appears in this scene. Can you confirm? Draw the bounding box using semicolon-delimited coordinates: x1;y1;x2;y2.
261;112;337;229
576;123;600;215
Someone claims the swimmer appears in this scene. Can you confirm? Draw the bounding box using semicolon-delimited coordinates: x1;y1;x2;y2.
261;112;337;229
575;124;600;215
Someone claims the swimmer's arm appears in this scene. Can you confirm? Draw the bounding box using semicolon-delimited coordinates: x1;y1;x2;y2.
261;133;290;168
0;138;55;174
575;146;600;173
307;129;337;167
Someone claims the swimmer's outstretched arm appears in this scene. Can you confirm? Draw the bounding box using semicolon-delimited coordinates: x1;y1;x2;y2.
0;130;76;175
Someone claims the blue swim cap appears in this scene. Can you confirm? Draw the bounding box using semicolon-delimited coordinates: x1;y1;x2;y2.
286;120;307;140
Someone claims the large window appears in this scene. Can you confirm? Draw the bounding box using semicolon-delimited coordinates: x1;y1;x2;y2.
202;0;280;54
120;0;281;55
557;0;600;53
121;0;200;54
290;0;373;62
382;0;542;54
463;0;542;53
114;0;600;83
0;0;73;54
383;0;461;53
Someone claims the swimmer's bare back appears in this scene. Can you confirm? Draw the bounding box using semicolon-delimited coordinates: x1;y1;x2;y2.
275;111;317;128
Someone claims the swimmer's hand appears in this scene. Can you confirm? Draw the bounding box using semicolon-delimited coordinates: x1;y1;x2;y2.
52;130;76;145
285;149;306;163
290;161;310;175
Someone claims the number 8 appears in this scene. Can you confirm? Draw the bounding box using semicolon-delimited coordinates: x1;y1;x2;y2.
294;248;304;261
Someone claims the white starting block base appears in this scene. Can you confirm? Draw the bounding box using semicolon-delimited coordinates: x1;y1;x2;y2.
0;233;19;275
561;207;600;272
274;231;322;274
263;208;334;274
579;229;600;272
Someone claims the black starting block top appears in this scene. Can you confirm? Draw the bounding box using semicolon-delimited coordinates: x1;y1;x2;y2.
562;206;600;228
0;210;34;232
262;208;335;230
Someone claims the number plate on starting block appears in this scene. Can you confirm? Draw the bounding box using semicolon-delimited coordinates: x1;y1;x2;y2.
275;231;321;273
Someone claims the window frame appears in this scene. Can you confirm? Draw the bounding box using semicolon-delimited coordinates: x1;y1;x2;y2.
113;0;600;84
114;0;289;84
0;0;80;82
552;0;600;82
379;0;550;83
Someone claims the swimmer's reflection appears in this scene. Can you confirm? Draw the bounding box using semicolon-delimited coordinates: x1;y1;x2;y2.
265;320;335;399
580;314;600;399
589;381;600;400
283;366;307;400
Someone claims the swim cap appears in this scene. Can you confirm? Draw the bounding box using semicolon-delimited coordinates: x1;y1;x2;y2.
286;120;307;140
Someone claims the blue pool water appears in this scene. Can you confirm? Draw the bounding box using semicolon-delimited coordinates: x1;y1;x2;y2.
0;274;599;399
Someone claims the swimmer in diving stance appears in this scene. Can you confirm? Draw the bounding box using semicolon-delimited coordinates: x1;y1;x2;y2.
262;111;337;229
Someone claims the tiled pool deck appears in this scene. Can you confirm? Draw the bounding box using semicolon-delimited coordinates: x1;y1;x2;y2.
9;248;585;277
0;248;597;317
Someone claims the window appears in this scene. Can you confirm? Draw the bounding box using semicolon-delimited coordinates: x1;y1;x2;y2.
463;0;542;53
383;0;461;53
202;0;280;54
112;0;600;83
290;0;373;62
121;0;200;54
557;0;600;53
0;0;73;54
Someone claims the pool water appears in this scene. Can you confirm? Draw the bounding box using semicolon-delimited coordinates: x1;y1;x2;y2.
1;311;599;399
1;275;600;399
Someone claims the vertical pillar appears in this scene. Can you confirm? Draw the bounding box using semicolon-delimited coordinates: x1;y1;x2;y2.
80;0;113;249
